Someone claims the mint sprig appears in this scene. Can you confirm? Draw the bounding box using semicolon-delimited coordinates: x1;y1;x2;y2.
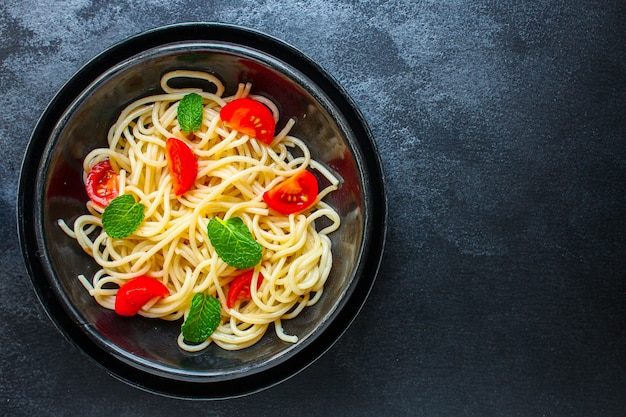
207;217;263;269
177;92;203;133
181;293;221;343
101;194;145;239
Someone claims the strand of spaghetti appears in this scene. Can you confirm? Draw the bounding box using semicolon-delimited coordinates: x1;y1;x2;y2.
230;82;251;100
140;267;195;315
201;129;249;159
83;148;131;174
306;289;325;307
103;263;152;279
71;215;102;252
130;125;168;161
160;70;225;96
273;118;296;144
56;219;76;238
282;294;312;320
77;274;95;293
305;204;341;233
227;301;299;324
109;104;155;151
135;111;156;136
154;100;178;135
189;259;218;293
178;333;211;352
117;169;127;195
129;220;189;272
252;265;304;308
195;108;221;148
268;219;310;261
212;326;266;350
289;244;325;293
275;319;299;343
226;317;263;338
197;154;267;175
210;254;229;309
223;201;268;221
151;101;180;139
91;237;145;269
157;234;179;286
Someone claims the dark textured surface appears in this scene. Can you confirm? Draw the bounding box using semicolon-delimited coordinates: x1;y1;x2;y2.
1;1;624;416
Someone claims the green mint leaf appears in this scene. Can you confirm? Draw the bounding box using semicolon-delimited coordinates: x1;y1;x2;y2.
101;194;145;239
181;293;221;343
207;217;263;269
177;92;203;133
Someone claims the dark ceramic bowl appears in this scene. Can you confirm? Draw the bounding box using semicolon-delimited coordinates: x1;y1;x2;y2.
18;23;386;399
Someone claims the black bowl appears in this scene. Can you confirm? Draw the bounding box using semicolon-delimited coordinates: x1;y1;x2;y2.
17;22;386;399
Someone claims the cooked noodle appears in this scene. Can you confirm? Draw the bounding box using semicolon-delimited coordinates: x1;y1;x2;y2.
58;70;340;351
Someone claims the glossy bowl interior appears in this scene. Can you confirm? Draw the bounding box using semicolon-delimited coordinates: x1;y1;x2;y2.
18;23;386;399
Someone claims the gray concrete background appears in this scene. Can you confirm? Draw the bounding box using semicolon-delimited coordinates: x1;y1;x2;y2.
1;1;625;416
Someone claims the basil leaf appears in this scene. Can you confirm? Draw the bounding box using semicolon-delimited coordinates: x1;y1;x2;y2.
177;92;203;133
181;293;221;343
207;217;263;269
101;194;145;239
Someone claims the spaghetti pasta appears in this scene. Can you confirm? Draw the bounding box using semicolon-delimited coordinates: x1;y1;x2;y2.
58;70;340;352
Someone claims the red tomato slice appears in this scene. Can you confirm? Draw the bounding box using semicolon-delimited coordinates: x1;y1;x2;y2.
226;270;264;309
166;137;198;195
85;160;118;207
114;276;169;316
220;97;276;144
263;170;319;215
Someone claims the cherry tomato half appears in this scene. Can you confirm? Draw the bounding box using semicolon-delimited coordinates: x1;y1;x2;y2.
220;97;276;144
226;270;264;309
85;160;118;207
263;170;319;215
114;276;169;316
166;137;198;196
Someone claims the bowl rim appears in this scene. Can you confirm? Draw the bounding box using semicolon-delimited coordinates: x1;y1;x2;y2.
17;22;387;399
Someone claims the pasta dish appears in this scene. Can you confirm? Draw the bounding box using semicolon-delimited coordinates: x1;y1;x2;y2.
58;70;340;352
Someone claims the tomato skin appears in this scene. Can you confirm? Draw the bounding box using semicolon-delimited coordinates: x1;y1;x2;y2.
166;137;198;195
226;270;264;309
85;160;118;207
114;276;169;316
220;98;276;144
263;170;319;215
